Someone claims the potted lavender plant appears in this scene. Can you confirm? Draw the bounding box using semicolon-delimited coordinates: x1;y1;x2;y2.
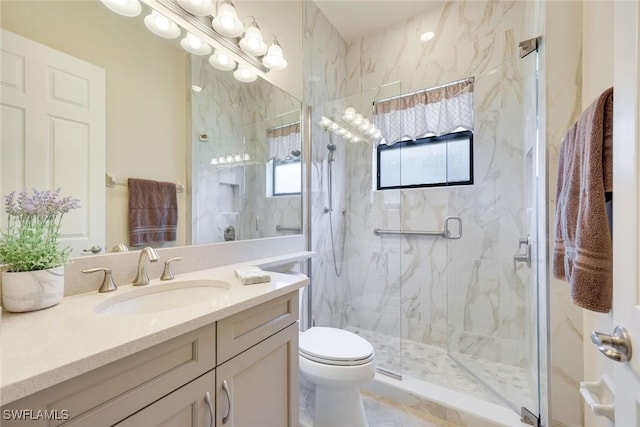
0;189;79;312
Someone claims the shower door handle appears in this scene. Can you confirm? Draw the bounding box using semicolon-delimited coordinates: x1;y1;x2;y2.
513;235;531;269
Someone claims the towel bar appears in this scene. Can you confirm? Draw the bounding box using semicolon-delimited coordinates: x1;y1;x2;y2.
106;174;184;193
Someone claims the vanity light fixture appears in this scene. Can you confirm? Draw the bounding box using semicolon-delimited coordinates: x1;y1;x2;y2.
233;65;258;83
102;0;287;84
209;50;237;71
320;108;382;143
176;0;214;16
262;38;288;70
180;32;212;55
210;153;251;166
144;10;180;38
100;0;141;17
239;17;268;57
211;0;244;38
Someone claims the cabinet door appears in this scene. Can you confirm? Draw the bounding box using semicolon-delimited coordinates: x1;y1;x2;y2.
116;370;215;427
216;323;298;427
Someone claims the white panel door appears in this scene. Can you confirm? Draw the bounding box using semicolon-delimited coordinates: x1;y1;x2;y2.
0;29;106;256
612;2;640;425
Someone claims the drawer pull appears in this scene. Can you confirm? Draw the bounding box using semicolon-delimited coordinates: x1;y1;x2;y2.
222;380;231;424
205;391;214;427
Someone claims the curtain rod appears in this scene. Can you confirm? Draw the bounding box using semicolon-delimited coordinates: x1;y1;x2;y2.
266;121;301;133
374;76;475;104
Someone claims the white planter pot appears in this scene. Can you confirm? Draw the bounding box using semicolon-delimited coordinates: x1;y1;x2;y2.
1;266;64;313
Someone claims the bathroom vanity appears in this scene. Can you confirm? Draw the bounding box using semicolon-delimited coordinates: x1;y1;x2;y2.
0;258;308;427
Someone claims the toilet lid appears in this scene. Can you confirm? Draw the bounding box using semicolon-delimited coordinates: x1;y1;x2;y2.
299;327;374;366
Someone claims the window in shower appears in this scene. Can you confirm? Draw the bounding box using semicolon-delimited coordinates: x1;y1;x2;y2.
376;130;473;189
266;121;301;196
268;158;301;196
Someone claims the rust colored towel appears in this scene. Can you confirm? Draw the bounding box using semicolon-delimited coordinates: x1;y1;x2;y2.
128;178;177;247
553;87;613;313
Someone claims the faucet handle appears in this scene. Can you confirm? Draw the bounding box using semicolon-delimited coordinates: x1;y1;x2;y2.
83;267;118;293
161;257;183;281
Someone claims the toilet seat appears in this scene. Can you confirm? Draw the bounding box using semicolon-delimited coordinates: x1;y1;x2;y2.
299;327;374;366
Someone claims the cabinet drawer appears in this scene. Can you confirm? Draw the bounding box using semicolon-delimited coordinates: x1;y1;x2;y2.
2;324;215;427
217;291;298;364
116;370;215;427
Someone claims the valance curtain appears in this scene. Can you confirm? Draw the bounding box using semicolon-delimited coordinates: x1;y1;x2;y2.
373;77;475;145
267;122;301;161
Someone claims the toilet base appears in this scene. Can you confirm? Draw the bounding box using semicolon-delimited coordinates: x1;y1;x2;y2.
314;385;368;427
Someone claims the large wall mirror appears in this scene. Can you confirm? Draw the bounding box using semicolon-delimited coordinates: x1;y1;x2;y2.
0;0;303;253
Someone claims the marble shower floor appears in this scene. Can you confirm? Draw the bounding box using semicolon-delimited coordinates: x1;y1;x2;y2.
346;327;535;412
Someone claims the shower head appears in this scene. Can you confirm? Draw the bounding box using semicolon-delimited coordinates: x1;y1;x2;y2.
327;142;337;162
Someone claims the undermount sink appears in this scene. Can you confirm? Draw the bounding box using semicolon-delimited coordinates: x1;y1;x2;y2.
94;279;231;315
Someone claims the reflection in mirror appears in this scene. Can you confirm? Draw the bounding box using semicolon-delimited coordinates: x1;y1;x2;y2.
191;55;301;243
0;0;302;253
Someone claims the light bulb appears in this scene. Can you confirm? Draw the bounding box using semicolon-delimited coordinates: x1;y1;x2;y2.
180;33;211;55
337;128;347;136
239;26;267;56
177;0;213;16
359;119;372;132
243;153;251;161
373;130;382;139
262;42;287;70
234;154;242;162
144;11;180;39
420;31;436;42
353;114;363;126
351;136;360;143
330;123;339;131
212;3;244;37
233;65;258;83
319;116;332;128
343;107;355;121
210;158;219;165
100;0;141;17
226;155;234;163
218;156;226;164
209;51;236;71
366;127;376;136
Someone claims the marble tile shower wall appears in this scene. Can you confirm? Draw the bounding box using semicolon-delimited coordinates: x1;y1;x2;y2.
303;1;350;329
342;1;531;367
191;57;299;244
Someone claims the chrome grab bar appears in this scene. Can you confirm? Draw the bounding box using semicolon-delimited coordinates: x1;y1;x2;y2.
276;225;301;233
373;216;462;239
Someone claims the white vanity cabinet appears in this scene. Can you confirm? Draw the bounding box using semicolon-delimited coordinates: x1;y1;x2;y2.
215;292;299;427
1;290;300;427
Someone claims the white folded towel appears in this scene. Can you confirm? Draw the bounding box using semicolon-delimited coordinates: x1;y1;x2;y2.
234;266;271;285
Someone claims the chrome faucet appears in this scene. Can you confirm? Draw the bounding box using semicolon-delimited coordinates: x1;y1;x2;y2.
133;247;159;286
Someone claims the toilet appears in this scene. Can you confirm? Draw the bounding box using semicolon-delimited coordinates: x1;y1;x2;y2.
299;326;376;427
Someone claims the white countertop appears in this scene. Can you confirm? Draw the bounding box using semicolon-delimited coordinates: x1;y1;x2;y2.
0;253;311;406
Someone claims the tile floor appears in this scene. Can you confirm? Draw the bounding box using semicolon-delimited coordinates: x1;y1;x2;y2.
348;327;534;411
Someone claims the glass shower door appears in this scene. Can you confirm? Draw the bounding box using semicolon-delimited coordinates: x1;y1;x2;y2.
445;39;542;417
313;82;404;378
